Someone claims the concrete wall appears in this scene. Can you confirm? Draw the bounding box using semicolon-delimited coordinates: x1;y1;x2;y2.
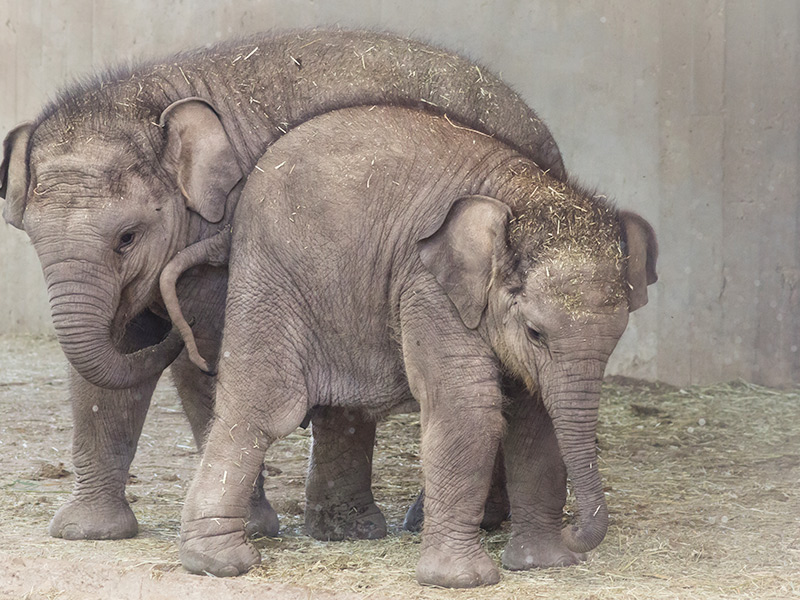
1;1;798;386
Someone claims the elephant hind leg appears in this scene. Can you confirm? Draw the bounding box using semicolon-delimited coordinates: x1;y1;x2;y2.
246;470;280;538
402;489;425;533
481;447;511;530
402;447;509;533
305;407;386;541
170;351;216;450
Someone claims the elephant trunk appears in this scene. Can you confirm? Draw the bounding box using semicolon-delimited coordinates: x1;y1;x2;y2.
47;277;184;390
544;369;608;554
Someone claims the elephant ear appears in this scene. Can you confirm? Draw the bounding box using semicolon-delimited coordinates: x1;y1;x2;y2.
619;211;658;312
419;195;512;329
0;122;34;230
159;98;242;223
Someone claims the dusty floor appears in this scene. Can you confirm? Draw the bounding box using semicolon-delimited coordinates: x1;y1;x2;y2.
0;335;798;600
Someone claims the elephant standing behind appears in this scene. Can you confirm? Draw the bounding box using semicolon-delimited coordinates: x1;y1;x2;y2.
162;105;657;587
0;29;565;542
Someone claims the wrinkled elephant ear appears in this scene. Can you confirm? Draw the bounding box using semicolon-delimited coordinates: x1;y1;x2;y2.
159;98;243;223
0;122;34;230
418;195;512;329
619;211;658;312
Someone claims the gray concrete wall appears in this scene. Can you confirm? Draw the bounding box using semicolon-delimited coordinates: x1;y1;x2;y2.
1;1;797;386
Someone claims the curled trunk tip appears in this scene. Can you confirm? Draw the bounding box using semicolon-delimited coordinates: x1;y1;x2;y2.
58;323;186;389
545;384;609;555
561;501;608;553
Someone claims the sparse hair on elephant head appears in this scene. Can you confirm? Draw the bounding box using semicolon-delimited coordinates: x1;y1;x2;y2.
418;180;658;333
0;97;242;231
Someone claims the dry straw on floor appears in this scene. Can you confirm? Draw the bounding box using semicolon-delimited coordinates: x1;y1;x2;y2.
0;336;798;599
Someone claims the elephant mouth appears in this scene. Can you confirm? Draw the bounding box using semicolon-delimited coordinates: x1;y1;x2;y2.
119;309;174;349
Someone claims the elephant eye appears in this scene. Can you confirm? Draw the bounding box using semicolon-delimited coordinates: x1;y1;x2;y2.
525;322;545;345
115;231;136;254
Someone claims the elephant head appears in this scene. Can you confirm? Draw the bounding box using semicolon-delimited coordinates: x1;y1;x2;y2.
0;98;243;388
418;175;657;554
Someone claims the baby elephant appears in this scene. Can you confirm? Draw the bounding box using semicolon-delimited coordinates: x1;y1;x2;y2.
163;106;657;587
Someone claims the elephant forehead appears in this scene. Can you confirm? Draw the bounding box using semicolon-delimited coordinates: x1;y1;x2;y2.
34;145;119;174
30;154;137;205
24;183;139;241
526;259;627;316
24;200;119;238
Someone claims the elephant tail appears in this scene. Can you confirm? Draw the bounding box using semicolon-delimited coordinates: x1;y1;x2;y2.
159;228;232;375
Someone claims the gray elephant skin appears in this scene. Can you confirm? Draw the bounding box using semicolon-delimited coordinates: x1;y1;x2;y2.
162;105;658;588
0;30;566;542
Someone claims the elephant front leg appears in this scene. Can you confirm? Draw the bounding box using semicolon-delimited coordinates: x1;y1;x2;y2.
415;396;505;588
401;291;505;587
501;379;586;570
168;270;279;539
49;366;158;540
170;350;279;538
304;407;386;540
179;338;308;577
179;412;268;577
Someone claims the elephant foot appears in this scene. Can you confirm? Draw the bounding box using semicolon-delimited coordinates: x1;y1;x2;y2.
417;544;500;588
49;495;138;540
403;488;510;533
180;517;260;577
501;532;586;570
305;499;387;541
245;487;280;538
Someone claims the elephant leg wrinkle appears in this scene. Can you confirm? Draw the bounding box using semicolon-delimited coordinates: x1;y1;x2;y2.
501;381;586;569
305;407;387;541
